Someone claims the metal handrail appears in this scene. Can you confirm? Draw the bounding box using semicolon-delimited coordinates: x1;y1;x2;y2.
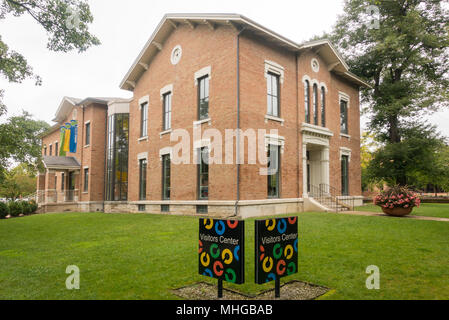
310;183;355;213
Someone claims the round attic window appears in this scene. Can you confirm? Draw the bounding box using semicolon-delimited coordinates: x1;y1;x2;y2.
311;58;320;73
171;45;182;65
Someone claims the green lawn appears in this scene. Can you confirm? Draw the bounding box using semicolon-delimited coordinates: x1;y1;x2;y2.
0;211;448;300
356;203;449;219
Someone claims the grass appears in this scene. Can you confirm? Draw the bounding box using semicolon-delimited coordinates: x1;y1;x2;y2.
356;203;449;219
0;211;448;300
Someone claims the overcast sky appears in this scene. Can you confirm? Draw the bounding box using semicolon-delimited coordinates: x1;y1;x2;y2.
0;0;448;137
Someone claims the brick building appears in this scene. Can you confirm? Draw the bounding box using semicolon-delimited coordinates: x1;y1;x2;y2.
37;14;369;217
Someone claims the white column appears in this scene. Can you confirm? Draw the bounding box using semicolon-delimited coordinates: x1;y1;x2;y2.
321;146;330;192
302;143;308;198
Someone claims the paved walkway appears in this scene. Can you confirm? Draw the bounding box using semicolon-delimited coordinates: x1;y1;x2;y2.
340;211;449;222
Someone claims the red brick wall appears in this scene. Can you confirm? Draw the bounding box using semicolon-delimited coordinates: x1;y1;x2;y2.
129;24;238;202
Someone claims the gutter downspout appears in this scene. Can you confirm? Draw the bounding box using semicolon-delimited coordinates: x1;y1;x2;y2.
234;26;247;218
295;53;300;199
103;106;108;212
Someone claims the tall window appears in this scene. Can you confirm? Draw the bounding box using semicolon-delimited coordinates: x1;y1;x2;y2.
267;145;280;198
304;80;310;123
313;83;318;125
198;76;209;120
49;144;53;156
140;102;148;137
106;114;129;201
55;142;59;156
139;159;147;200
198;147;209;200
85;122;91;146
341;155;349;196
61;173;65;191
162;154;171;200
340;99;348;134
267;72;280;117
83;168;89;192
43;146;47;156
163;92;172;131
321;87;326;127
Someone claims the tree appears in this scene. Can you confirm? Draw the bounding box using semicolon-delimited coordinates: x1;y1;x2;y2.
0;0;100;94
366;122;446;187
0;163;37;200
0;0;99;176
330;0;449;185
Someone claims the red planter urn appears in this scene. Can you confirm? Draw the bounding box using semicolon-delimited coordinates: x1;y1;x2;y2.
381;207;413;217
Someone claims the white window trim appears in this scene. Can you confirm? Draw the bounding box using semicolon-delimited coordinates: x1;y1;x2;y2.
138;136;148;142
339;91;350;106
139;95;149;108
160;84;173;100
311;58;320;73
194;66;211;86
265;60;284;84
264;134;285;154
264;114;285;126
193;118;212;127
160;128;173;138
159;147;173;161
340;147;352;162
340;133;351;140
137;152;148;164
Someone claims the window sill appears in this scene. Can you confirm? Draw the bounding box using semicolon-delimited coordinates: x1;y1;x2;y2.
138;136;148;142
160;129;172;137
340;133;351;139
84;145;90;148
193;118;212;127
265;115;284;126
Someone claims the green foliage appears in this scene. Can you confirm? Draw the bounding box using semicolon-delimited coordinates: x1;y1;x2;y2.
366;123;447;186
19;200;31;215
330;0;449;185
29;199;38;213
8;201;22;217
0;163;38;200
0;112;50;174
0;0;99;142
0;201;8;218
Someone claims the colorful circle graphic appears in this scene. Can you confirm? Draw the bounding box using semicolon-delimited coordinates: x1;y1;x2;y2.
213;261;224;277
200;252;210;267
273;243;283;259
233;245;240;261
276;260;286;275
204;219;213;230
215;220;226;236
227;220;239;229
222;249;233;265
287;262;296;275
277;218;287;234
225;268;236;283
262;256;274;273
284;244;294;260
265;219;276;231
210;243;220;259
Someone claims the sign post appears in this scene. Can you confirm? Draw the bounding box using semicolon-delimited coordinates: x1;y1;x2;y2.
255;217;298;298
199;218;245;298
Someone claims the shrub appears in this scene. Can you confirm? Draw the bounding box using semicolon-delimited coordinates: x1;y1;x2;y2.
374;185;421;210
0;202;9;219
21;201;32;215
8;201;23;217
29;200;38;214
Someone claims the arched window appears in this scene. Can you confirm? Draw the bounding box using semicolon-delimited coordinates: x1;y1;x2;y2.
304;80;310;123
313;83;318;125
321;86;326;127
